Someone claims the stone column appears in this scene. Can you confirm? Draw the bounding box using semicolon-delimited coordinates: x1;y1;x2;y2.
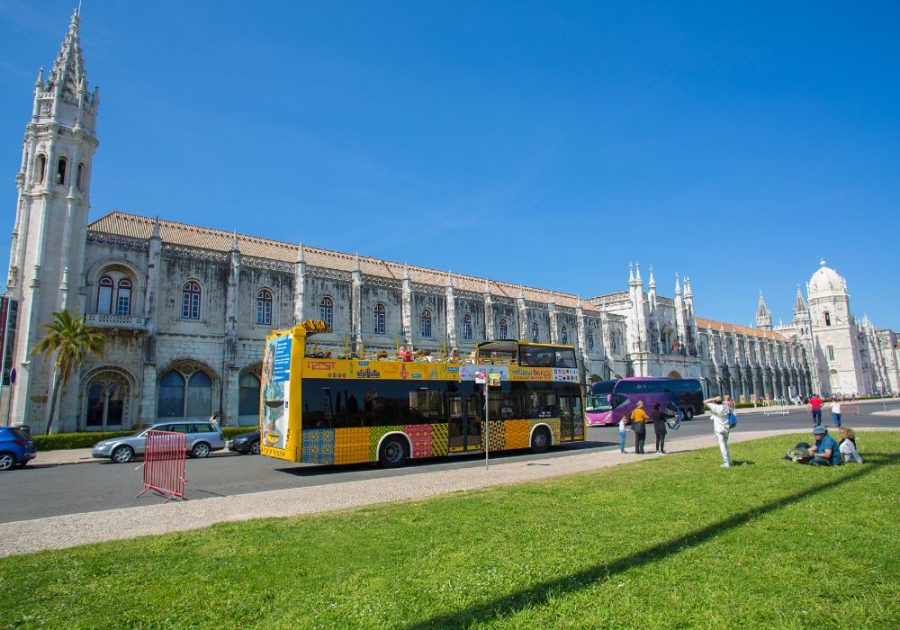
445;275;457;349
517;288;527;340
548;299;558;344
294;244;306;324
401;265;412;346
139;219;163;425
351;256;362;351
482;280;493;341
222;235;240;424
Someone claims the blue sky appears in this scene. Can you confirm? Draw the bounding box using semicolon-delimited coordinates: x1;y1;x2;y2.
1;1;898;329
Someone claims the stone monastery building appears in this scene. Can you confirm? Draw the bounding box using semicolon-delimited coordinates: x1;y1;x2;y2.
4;14;898;431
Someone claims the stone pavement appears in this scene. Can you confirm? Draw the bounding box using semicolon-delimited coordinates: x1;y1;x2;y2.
32;447;236;467
4;427;894;558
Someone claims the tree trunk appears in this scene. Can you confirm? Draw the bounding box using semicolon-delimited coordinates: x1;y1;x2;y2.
45;369;61;435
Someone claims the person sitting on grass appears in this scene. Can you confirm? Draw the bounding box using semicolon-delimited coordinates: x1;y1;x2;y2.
837;427;863;464
806;426;842;466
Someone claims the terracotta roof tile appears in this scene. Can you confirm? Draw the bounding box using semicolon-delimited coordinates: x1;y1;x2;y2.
695;317;787;341
87;211;600;312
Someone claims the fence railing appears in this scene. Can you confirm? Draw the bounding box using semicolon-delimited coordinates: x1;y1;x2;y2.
762;400;790;416
137;430;186;502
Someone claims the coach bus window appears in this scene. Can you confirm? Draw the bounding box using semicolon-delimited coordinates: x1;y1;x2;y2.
520;345;555;367
554;348;577;368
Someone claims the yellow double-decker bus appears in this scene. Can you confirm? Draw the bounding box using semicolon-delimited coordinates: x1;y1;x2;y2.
260;321;585;468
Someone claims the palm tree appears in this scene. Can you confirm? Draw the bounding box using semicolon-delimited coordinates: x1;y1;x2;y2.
31;309;106;434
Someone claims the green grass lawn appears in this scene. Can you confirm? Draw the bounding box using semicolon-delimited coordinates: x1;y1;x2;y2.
2;433;898;628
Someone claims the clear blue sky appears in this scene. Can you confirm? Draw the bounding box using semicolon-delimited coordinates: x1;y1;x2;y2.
1;1;898;329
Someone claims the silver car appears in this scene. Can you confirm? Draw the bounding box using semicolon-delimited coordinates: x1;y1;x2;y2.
92;421;226;463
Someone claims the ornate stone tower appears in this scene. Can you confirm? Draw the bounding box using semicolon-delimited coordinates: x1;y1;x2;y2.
755;291;772;330
6;10;99;428
807;260;863;395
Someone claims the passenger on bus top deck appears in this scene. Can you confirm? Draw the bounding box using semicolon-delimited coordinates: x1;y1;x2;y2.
449;347;460;363
398;346;414;362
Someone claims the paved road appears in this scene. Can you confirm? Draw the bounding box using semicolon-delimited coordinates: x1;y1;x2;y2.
2;402;896;524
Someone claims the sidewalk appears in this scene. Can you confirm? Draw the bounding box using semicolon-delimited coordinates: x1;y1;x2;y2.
4;427;895;558
33;447;236;467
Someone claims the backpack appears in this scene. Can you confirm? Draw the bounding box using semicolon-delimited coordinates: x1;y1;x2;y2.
727;410;737;428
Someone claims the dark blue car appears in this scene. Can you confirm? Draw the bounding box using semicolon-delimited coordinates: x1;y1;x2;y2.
0;426;36;471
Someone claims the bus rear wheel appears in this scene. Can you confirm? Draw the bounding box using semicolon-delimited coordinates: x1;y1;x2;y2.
379;436;409;468
684;408;694;421
530;427;551;454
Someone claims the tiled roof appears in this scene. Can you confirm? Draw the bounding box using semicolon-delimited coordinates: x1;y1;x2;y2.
695;317;787;341
87;211;600;312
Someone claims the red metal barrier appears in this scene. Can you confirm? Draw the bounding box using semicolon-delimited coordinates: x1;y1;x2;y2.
841;404;860;415
137;430;187;502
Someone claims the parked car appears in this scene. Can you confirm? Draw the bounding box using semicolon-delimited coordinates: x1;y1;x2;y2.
227;430;261;455
92;421;225;463
0;426;37;471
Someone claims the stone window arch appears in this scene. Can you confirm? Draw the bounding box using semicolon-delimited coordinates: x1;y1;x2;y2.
319;296;334;329
827;345;835;362
824;311;831;326
373;303;386;335
531;321;539;343
498;318;508;339
256;288;273;325
77;162;85;191
462;313;473;340
83;370;131;429
158;364;214;419
56;156;68;185
560;325;569;345
587;332;594;351
35;154;46;184
181;281;202;320
420;309;432;338
116;279;132;316
97;276;113;314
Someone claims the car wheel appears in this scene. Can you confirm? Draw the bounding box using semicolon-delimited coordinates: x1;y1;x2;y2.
0;452;15;471
530;427;551;453
250;440;260;455
378;435;408;468
191;442;211;458
684;408;694;421
16;460;29;468
111;445;134;464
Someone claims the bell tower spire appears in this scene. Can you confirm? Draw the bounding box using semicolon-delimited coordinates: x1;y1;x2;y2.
6;11;100;429
756;291;772;330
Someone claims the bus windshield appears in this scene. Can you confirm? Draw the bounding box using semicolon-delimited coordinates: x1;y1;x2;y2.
585;394;612;412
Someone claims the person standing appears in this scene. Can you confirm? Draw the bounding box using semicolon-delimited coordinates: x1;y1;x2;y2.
831;399;842;428
630;401;649;454
650;403;671;454
809;394;823;426
703;395;732;468
617;413;628;454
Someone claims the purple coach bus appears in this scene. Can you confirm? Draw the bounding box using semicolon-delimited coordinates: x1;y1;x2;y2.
585;377;703;426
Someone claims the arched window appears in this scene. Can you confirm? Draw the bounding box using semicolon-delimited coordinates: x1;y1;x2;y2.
561;325;569;345
181;281;201;320
827;345;835;361
373;303;386;335
158;368;213;418
97;276;113;314
116;279;132;316
35;154;46;184
824;311;831;326
86;384;104;426
498;318;508;339
56;157;67;185
531;322;539;343
588;333;594;351
319;296;333;329
256;289;273;325
239;372;261;417
77;163;85;191
462;313;473;340
420;309;432;338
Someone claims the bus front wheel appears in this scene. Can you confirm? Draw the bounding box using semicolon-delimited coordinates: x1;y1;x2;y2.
530;427;551;454
684;408;694;421
379;436;409;468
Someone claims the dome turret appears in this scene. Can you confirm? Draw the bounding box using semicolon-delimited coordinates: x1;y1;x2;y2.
808;259;847;297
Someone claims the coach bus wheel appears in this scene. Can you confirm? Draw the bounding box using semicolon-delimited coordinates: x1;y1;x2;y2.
684;408;694;421
111;445;134;464
530;427;551;454
191;442;211;459
379;436;408;468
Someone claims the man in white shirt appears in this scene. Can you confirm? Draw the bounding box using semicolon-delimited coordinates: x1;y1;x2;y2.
703;395;733;468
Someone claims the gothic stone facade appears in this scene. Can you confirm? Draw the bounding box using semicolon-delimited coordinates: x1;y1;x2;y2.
5;14;896;432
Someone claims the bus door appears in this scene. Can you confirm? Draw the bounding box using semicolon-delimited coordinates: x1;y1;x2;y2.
559;391;584;441
448;389;483;452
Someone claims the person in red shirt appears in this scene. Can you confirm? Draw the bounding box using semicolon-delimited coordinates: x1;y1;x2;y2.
809;394;823;426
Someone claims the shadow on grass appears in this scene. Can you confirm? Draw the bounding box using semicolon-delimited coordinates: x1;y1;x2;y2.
406;453;898;629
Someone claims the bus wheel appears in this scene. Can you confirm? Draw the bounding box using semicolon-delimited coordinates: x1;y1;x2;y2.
530;427;551;454
379;436;409;468
684;408;694;421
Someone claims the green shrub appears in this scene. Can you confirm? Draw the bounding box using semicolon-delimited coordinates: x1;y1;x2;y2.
33;431;134;451
222;425;258;439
